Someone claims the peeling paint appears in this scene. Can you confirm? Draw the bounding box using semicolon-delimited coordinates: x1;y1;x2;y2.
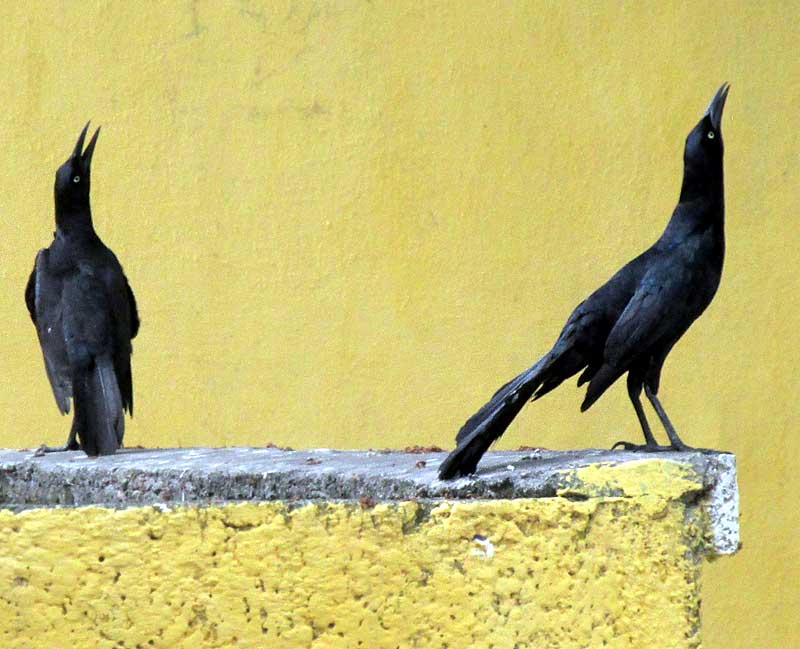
556;457;738;557
471;534;495;559
706;453;740;555
558;458;702;499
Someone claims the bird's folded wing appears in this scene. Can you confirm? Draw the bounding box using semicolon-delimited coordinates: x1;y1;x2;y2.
31;251;72;414
98;265;137;414
603;264;692;368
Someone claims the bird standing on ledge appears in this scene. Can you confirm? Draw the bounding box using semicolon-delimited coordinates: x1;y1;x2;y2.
26;124;139;456
439;84;730;480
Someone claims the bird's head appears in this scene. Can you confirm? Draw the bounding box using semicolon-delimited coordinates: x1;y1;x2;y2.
682;83;729;183
54;122;100;208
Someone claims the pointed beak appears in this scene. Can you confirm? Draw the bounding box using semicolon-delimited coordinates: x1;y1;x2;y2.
72;121;91;160
82;126;101;170
705;83;730;131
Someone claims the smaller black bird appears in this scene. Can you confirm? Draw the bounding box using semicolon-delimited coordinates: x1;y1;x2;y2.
26;123;139;456
439;84;730;480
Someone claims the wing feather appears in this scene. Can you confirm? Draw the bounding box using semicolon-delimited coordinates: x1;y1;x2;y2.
30;250;72;414
604;264;692;368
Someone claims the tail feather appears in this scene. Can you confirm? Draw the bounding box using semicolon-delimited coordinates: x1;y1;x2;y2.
580;363;623;412
76;358;123;456
456;357;550;445
440;357;551;480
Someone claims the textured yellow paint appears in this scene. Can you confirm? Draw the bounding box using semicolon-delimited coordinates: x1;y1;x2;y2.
0;496;704;649
560;459;702;499
0;2;793;646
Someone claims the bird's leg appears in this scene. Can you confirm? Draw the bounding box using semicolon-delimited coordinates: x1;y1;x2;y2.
643;385;693;451
612;375;672;452
34;418;81;455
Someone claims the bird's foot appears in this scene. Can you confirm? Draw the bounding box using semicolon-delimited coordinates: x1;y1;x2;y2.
611;441;675;452
33;442;79;456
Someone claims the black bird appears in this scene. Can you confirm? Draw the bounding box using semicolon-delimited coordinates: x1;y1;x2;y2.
25;123;139;456
439;84;730;480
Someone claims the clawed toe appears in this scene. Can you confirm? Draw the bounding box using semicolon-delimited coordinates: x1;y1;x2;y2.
33;442;77;455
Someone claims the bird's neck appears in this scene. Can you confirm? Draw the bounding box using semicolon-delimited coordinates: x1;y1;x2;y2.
55;203;97;240
679;161;724;208
660;163;725;247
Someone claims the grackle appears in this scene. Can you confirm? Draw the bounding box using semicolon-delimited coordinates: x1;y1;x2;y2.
25;123;139;456
439;84;730;479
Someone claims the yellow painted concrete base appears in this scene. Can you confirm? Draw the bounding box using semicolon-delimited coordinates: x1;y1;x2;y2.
0;496;706;649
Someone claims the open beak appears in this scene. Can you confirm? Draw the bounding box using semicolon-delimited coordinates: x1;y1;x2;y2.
71;122;90;160
705;83;730;131
71;121;101;170
82;126;101;170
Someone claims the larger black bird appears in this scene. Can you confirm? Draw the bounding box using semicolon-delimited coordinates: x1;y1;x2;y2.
25;123;139;456
439;84;730;480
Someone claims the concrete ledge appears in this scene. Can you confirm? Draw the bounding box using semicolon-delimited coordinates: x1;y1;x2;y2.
0;447;738;556
0;448;739;648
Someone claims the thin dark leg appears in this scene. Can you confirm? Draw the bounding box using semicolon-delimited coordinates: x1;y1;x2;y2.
35;415;81;455
644;385;692;451
612;375;671;451
629;378;658;446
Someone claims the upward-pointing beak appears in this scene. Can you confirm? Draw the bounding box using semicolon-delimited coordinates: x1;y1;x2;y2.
69;121;101;171
705;83;730;131
82;126;101;170
72;122;91;160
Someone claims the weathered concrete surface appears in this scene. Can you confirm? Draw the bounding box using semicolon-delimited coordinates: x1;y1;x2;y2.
0;447;738;555
0;448;739;647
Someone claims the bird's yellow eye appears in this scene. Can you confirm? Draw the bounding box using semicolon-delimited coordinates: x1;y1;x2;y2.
707;131;715;139
72;176;80;183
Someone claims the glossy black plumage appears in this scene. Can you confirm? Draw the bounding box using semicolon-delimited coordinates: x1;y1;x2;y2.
439;84;730;480
25;124;139;456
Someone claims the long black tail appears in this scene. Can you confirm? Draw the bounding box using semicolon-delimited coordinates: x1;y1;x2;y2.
73;357;123;456
438;356;552;480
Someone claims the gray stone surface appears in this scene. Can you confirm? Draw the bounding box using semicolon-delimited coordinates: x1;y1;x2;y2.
0;447;725;503
704;453;740;555
0;446;740;555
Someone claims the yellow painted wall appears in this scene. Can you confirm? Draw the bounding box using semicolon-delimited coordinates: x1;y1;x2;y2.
0;2;795;646
0;493;707;648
